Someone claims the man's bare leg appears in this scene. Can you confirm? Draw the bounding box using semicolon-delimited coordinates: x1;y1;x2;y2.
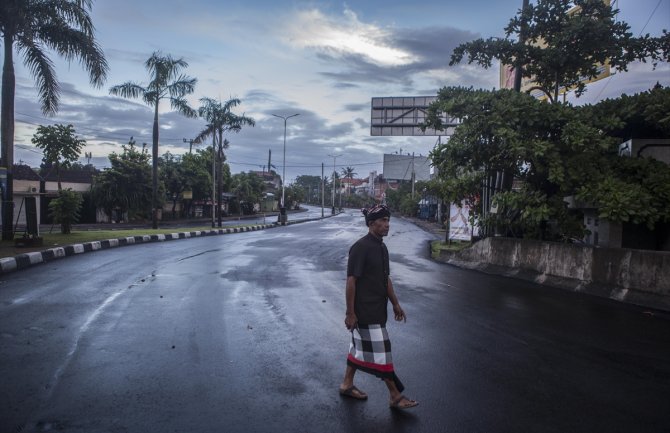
339;365;367;399
384;378;418;408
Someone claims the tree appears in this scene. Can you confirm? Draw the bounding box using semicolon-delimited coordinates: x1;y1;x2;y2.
426;87;605;239
0;0;107;239
284;183;305;209
425;85;670;240
91;138;153;222
181;148;215;201
450;0;668;103
194;97;255;226
159;151;185;219
341;166;357;196
109;51;197;229
31;124;86;191
49;189;83;234
230;172;264;215
294;175;323;204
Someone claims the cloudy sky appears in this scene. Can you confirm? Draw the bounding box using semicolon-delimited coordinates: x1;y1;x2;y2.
9;0;670;182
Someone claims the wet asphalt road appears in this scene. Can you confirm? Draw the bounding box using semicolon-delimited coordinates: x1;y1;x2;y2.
1;210;669;433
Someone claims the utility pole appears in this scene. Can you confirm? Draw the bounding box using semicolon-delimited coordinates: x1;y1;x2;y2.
321;163;325;217
328;154;341;214
411;152;416;199
183;138;195;153
513;0;530;92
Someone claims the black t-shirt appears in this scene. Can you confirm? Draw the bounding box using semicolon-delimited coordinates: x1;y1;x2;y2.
347;233;390;325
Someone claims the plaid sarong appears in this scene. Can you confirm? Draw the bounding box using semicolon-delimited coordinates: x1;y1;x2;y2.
347;324;404;392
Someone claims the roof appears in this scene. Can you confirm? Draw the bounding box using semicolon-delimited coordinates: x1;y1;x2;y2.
250;170;280;181
12;164;42;181
342;178;365;186
40;167;96;183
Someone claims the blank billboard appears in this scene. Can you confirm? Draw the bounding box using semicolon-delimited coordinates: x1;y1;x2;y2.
371;96;459;136
383;153;432;182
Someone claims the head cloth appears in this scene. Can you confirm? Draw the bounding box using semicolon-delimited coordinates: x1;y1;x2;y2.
362;204;391;226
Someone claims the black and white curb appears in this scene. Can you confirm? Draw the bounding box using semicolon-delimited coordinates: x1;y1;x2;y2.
0;222;288;275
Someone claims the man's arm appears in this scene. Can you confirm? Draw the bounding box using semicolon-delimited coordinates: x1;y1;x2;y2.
344;275;358;330
387;277;406;322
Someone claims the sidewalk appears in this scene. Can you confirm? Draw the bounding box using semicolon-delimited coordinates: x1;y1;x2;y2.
405;217;447;240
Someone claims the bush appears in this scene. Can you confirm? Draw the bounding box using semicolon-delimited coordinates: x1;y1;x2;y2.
48;189;83;234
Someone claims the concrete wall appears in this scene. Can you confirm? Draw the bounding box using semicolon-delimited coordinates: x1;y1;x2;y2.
440;237;670;312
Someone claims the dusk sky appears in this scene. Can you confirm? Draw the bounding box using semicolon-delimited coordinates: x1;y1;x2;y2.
8;0;670;182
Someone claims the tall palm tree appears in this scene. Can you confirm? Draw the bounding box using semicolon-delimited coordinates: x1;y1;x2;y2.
0;0;108;240
194;97;255;227
110;51;197;228
341;166;357;195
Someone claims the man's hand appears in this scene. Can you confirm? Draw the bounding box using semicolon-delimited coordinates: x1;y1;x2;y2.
345;312;358;330
393;304;406;322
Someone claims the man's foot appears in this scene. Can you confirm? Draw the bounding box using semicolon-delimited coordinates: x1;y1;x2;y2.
389;394;418;410
339;385;368;400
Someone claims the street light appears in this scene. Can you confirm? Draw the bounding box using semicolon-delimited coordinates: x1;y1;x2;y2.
272;113;300;218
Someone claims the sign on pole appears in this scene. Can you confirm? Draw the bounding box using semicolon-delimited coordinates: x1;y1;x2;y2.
449;202;478;241
371;96;459;136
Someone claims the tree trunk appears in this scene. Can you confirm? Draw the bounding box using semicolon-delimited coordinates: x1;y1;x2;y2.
217;130;223;227
56;161;62;192
152;103;159;229
1;34;16;240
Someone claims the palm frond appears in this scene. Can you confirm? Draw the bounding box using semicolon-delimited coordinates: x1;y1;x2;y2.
17;38;60;114
171;98;198;118
109;82;147;100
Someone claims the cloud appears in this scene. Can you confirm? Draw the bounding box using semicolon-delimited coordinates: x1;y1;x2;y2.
285;7;417;67
282;6;492;91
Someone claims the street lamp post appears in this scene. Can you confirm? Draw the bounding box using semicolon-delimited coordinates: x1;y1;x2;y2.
272;113;299;224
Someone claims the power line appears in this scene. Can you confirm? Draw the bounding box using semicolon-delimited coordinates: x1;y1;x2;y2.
590;0;664;102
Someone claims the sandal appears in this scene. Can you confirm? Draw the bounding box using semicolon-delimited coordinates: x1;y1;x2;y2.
339;385;368;400
390;394;418;410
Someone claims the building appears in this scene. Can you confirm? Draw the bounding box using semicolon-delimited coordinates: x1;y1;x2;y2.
567;138;670;251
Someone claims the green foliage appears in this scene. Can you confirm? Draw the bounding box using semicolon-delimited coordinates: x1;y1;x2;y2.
32;124;86;167
284;184;305;208
425;85;670;240
576;156;670;229
48;189;83;234
230;172;265;214
294;175;322;204
581;85;670;139
181;148;215;201
450;0;668;102
31;124;86;190
194;97;255;150
399;195;418;217
0;0;108;115
91;139;153;221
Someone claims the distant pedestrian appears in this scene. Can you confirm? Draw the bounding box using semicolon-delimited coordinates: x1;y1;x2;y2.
338;204;418;410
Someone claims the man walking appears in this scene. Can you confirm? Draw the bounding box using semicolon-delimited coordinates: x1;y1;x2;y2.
338;204;418;410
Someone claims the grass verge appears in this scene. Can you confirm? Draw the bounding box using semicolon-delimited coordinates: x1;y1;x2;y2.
430;240;471;259
0;225;246;259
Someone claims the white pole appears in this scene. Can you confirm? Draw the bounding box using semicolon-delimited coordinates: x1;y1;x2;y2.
272;113;300;210
211;135;216;228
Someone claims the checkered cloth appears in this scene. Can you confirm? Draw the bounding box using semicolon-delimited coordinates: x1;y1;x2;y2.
347;324;404;392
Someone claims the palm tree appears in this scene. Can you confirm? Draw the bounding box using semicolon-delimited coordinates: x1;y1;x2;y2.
341;166;357;196
109;51;197;229
0;0;108;240
194;97;255;227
